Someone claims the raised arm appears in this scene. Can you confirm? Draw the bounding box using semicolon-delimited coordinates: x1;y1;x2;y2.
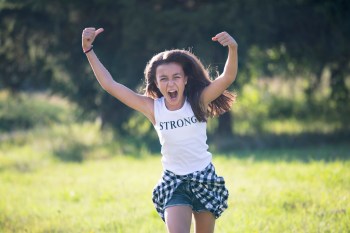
201;31;238;106
82;28;155;124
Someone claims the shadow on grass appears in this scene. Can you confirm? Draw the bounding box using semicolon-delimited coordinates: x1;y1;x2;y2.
53;142;88;163
49;130;350;163
123;129;350;162
210;129;350;162
229;144;350;163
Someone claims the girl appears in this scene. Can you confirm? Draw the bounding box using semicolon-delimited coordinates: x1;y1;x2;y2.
82;27;238;233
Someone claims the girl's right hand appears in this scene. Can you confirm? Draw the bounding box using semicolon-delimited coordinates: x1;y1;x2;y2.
82;27;104;52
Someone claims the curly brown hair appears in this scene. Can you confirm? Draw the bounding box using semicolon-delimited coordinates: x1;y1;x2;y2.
143;49;236;122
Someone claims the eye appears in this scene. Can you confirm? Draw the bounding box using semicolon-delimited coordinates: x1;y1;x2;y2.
159;76;167;81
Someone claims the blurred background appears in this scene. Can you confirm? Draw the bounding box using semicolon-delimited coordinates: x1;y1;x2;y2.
1;0;349;158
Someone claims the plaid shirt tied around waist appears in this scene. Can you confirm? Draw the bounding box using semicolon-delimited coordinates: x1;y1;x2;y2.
152;163;229;221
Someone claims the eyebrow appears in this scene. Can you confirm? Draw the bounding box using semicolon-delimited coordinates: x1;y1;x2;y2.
159;73;183;78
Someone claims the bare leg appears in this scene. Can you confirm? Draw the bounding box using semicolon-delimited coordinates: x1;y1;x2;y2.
193;211;215;233
164;205;193;233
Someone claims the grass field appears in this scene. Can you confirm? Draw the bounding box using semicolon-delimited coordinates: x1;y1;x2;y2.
1;124;349;233
0;92;349;232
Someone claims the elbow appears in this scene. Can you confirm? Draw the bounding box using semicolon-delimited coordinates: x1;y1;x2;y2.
225;74;237;85
222;68;237;84
102;85;110;93
99;79;114;93
232;74;237;83
102;79;120;95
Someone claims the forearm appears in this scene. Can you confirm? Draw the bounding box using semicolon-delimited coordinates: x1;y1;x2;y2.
81;27;147;111
85;50;115;92
221;45;238;84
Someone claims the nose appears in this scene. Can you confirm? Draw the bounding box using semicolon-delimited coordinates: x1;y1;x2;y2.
168;79;175;86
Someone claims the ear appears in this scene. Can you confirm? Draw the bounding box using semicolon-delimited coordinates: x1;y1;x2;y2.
184;75;188;85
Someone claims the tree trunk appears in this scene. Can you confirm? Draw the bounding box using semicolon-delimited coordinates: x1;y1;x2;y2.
330;61;349;106
216;111;233;137
305;64;324;103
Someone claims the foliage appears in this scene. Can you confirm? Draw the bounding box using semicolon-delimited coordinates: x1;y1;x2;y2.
1;80;348;153
0;0;349;136
0;91;76;132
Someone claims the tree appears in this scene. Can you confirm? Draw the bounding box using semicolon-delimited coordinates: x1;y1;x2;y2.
1;0;349;139
0;1;57;93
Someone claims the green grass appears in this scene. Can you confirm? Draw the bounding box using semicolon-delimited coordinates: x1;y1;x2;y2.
0;91;349;232
1;127;349;232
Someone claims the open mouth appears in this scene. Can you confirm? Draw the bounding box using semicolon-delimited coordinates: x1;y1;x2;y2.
168;90;178;100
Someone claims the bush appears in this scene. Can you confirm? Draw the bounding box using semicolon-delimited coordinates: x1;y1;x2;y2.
0;91;76;132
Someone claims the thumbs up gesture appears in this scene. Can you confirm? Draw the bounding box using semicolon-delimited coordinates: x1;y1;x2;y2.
82;27;104;52
212;31;238;49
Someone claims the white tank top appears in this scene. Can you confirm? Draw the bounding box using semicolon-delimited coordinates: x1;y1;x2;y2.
153;97;212;175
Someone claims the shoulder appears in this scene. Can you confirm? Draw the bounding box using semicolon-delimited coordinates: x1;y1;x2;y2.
155;96;164;102
154;97;164;107
136;95;156;125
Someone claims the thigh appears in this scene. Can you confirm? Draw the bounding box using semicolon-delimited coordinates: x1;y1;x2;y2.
193;211;215;233
165;205;192;233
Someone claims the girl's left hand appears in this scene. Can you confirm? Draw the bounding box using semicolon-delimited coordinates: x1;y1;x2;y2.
212;31;238;48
